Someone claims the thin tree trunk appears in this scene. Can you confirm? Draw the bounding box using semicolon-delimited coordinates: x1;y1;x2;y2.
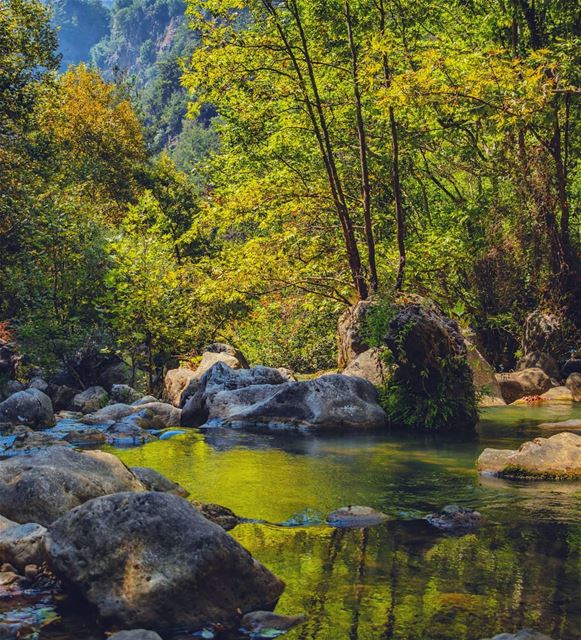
345;0;378;294
262;0;368;300
378;0;406;291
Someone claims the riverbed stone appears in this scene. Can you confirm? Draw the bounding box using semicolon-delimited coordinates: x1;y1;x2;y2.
110;384;142;404
0;388;54;429
45;492;285;629
496;368;552;404
63;428;107;446
72;386;109;414
0;447;144;525
481;631;555;640
327;506;389;528
477;432;581;479
0;523;47;570
0;425;69;455
82;402;180;428
539;418;581;431
131;467;189;497
566;373;581;401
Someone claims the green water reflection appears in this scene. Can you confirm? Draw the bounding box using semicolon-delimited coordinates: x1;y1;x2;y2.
109;404;581;640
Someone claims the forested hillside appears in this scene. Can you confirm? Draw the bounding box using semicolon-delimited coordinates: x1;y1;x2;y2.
1;0;579;392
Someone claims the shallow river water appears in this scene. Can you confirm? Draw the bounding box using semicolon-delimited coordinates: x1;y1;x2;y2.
5;404;581;640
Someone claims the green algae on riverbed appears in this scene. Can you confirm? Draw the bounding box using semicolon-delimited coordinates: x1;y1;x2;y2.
104;403;581;640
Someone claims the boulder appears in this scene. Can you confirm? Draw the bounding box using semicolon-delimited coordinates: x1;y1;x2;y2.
539;386;573;402
27;377;49;393
516;351;560;381
495;368;551;404
132;395;158;406
130;467;189;497
342;348;390;386
82;402;180;428
45;492;285;629
383;301;477;432
97;361;133;391
163;367;197;406
110;384;142;404
425;505;484;533
109;632;162;640
0;523;47;570
195;351;245;379
337;299;375;368
476;432;581;479
191;501;240;531
205;374;387;432
327;506;388;528
465;340;505;405
566;373;581;401
0;380;24;401
51;384;77;411
181;363;290;427
522;309;576;363
106;415;155;444
204;342;249;368
72;386;109;414
0;447;144;525
0;388;55;428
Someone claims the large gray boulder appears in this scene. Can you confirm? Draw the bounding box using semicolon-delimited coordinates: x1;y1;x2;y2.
0;447;144;525
495;368;552;404
208;374;386;431
481;631;554;640
0;388;54;428
477;432;581;479
45;492;285;629
181;363;289;427
72;386;109;414
110;384;142;404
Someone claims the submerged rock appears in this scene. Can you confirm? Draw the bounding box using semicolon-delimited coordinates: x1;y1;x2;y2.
477;432;581;479
0;389;55;429
539;418;581;431
425;505;484;533
0;426;68;455
240;611;307;634
131;467;189;497
109;631;162;640
327;506;388;528
191;501;240;531
45;492;285;629
0;447;144;525
63;428;107;446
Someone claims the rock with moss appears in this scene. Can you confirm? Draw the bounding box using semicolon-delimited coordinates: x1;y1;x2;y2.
72;386;109;414
381;299;477;433
477;432;581;479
